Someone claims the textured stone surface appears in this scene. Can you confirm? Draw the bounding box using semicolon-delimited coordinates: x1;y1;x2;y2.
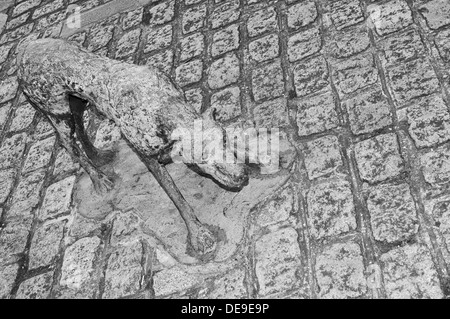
0;168;16;205
247;6;277;37
296;91;339;136
381;244;443;299
210;86;241;122
179;32;204;61
32;0;64;19
148;0;174;26
12;0;42;17
0;103;11;130
175;59;203;87
329;0;364;30
249;33;279;63
251;59;284;102
255;228;302;297
421;144;450;185
110;210;142;246
103;241;145;298
29;219;66;269
87;17;117;51
287;27;322;62
288;1;317;30
211;24;239;57
145;49;174;74
68;212;104;241
0;264;19;298
304;135;343;180
378;29;425;67
315;242;366;299
209;0;240;29
331;54;378;98
252;96;288;127
7;169;45;222
368;0;413;36
153;266;200;296
34;10;65;31
53;148;79;177
68;32;87;47
201;269;246;298
0;22;33;44
387;59;439;106
307;180;356;239
0;43;13;65
123;8;143;30
60;237;101;291
115;29;141;59
0;76;19;103
184;88;203;113
435;29;450;63
182;3;206;34
0;4;11;15
367;184;419;243
6;12;31;31
0;133;27;170
22;136;55;174
327;27;370;59
293;55;329;97
343;89;392;135
430;200;450;250
208;53;240;89
0;220;31;265
9;103;35;132
16;272;54;299
407;95;450;148
418;0;450;30
256;186;293;227
354;133;404;183
33;117;54;140
39;176;76;221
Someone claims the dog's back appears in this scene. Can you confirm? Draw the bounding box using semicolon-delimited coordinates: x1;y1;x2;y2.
17;38;199;157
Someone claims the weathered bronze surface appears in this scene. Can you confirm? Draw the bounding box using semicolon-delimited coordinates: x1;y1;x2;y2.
16;38;248;258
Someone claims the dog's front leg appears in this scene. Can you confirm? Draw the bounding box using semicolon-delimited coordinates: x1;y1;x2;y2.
45;114;115;195
141;155;217;256
68;95;115;167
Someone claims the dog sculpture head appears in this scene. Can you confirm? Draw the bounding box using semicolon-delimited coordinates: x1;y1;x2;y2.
189;109;249;190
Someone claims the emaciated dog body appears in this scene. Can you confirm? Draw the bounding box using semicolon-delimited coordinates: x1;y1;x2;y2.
16;38;248;257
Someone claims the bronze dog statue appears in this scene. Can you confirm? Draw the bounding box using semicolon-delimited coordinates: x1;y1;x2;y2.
16;38;248;257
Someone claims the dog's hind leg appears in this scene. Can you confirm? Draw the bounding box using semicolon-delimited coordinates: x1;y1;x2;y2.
68;95;115;167
45;111;115;195
139;154;216;256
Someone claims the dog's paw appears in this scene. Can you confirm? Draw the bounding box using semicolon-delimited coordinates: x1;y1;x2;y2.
92;173;115;195
189;222;217;256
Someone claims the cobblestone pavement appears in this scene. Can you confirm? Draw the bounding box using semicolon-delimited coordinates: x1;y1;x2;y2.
1;0;450;299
